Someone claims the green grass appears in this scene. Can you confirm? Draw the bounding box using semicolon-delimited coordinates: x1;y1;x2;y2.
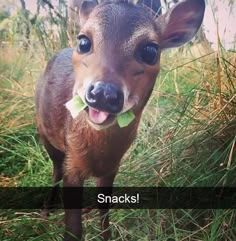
0;31;236;241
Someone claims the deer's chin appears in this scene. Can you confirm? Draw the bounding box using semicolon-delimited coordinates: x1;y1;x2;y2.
85;107;116;130
87;119;116;131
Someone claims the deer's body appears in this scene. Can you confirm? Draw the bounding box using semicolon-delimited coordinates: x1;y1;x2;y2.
36;47;141;178
36;0;205;240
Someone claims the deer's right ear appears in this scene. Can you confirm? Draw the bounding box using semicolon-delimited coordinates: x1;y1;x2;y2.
79;0;98;26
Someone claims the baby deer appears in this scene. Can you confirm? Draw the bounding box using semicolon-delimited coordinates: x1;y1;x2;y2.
36;0;205;240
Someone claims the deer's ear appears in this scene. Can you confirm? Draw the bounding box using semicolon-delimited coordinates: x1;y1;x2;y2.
157;0;205;49
137;0;162;16
79;0;98;26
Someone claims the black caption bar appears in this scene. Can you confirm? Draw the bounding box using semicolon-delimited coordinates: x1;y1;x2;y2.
0;187;236;209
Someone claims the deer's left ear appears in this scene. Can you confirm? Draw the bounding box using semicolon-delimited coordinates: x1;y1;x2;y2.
157;0;205;49
79;0;98;26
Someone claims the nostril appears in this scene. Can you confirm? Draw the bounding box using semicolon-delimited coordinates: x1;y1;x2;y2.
104;89;118;104
86;84;96;103
90;86;99;97
88;85;94;94
103;84;124;109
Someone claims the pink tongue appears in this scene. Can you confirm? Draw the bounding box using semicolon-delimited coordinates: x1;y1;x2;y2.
88;108;110;124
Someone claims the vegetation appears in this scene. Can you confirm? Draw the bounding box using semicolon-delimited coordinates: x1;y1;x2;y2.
0;0;235;240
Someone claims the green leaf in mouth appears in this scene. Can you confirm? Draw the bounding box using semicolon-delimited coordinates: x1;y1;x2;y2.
65;95;87;118
117;110;135;128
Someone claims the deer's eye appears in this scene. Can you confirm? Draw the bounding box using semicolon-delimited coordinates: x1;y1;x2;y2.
77;35;91;54
139;43;159;65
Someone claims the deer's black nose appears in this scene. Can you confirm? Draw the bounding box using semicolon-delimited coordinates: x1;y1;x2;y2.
85;82;124;114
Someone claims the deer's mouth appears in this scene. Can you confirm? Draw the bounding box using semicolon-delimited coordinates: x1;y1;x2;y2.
88;107;110;124
86;107;116;128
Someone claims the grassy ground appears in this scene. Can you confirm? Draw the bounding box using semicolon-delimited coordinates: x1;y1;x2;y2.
0;39;235;241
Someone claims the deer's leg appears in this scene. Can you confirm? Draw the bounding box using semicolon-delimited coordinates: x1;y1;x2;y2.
96;172;117;241
63;174;84;241
41;136;64;216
